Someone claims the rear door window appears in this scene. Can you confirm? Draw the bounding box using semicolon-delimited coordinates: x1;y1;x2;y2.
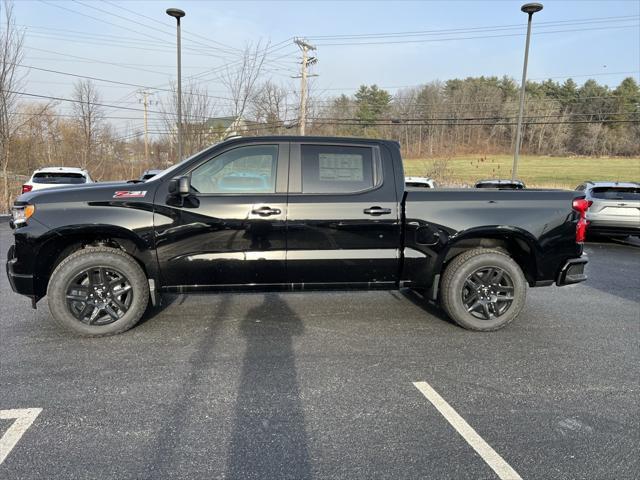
301;145;377;194
32;172;86;184
591;187;640;200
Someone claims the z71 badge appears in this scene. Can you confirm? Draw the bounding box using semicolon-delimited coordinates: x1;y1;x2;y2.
113;190;147;199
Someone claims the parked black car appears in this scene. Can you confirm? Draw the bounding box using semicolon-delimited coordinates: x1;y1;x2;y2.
140;169;163;181
7;136;588;336
475;179;526;189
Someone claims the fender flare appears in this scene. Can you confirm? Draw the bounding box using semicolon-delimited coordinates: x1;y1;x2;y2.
436;225;542;284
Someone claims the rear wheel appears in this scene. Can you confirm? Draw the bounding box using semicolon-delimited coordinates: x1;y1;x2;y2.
48;247;149;336
440;248;527;331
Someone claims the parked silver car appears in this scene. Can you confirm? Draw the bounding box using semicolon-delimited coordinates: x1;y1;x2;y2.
576;181;640;237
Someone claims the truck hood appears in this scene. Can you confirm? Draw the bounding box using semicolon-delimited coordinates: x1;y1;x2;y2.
16;181;156;205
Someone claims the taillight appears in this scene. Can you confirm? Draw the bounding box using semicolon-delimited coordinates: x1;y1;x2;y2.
22;184;33;193
572;198;592;244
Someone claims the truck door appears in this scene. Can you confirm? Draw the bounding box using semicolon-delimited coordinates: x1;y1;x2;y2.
154;142;289;288
286;142;401;287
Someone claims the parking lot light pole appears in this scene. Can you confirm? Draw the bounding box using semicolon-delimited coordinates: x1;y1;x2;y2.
512;2;543;181
166;8;185;161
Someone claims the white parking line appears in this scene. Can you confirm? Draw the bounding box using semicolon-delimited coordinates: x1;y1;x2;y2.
413;382;522;480
0;408;42;465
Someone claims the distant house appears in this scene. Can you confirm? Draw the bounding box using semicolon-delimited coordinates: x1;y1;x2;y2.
204;116;249;139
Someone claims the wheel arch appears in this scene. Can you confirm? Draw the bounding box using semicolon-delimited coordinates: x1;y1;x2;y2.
439;226;541;287
33;225;156;299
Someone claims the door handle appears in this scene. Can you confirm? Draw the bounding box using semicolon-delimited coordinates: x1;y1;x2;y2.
251;206;282;216
364;206;392;216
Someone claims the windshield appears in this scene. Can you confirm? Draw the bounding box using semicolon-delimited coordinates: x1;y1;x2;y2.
32;172;86;184
591;187;640;200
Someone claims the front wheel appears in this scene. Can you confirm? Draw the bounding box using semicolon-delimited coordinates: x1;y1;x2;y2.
47;247;149;336
440;248;527;331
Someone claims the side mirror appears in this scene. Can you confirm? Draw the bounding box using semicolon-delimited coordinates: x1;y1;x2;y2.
169;175;191;196
178;176;190;195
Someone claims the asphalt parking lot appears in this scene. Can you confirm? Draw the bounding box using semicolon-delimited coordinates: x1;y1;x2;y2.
1;222;638;480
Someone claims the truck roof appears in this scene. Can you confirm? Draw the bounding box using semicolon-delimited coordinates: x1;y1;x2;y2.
221;135;400;147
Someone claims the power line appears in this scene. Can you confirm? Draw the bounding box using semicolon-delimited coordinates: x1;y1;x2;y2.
25;47;175;77
308;94;640;107
5;89;211;119
312;71;640;94
310;112;640;122
185;42;297;85
120;117;640;136
100;0;244;55
24;55;206;70
27;55;202;70
306;15;639;40
9;112;148;120
119;39;297;97
41;0;241;58
22;31;236;60
308;119;640;126
13;63;237;102
313;24;639;46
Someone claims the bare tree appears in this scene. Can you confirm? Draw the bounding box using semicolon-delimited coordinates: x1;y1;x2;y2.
161;81;217;158
221;41;269;122
71;79;104;170
250;80;292;133
0;0;25;211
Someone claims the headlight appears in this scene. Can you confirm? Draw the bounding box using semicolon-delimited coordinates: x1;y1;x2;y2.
11;204;35;226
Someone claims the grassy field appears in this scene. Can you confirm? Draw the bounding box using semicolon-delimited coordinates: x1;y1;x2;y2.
403;154;640;188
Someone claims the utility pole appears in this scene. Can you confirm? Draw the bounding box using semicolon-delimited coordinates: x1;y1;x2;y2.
293;38;317;135
138;90;153;162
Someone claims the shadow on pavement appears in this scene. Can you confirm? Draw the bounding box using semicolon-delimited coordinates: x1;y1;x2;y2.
136;293;180;327
398;288;456;326
226;293;311;479
146;295;229;476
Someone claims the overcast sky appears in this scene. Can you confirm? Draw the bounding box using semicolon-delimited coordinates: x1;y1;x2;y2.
11;0;640;135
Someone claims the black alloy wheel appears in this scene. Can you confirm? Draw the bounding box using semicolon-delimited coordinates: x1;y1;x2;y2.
461;266;515;320
65;266;133;325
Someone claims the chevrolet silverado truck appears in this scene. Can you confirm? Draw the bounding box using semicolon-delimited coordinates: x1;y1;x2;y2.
6;136;588;336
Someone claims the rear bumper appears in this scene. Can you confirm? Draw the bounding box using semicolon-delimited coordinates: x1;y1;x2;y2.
6;245;36;297
556;254;588;286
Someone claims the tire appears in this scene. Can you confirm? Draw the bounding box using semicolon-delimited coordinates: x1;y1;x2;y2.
440;248;527;331
47;247;149;337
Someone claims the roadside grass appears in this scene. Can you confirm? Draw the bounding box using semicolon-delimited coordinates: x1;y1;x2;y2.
403;154;640;189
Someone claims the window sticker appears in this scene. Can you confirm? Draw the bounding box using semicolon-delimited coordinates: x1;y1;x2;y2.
318;153;364;181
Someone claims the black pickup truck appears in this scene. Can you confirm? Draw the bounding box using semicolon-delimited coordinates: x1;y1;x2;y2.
6;136;588;336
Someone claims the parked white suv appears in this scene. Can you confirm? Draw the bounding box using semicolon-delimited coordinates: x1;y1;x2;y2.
405;176;436;188
576;181;640;238
22;167;93;194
